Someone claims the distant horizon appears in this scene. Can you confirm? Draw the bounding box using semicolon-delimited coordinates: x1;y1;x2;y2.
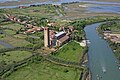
0;0;120;9
0;0;90;2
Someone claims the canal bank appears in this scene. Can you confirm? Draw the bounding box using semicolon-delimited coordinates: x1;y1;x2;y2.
84;22;120;80
97;21;120;64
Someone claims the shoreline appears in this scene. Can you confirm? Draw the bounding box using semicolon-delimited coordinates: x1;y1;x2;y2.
97;21;120;63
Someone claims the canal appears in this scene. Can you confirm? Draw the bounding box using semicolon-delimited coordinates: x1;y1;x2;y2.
84;22;120;80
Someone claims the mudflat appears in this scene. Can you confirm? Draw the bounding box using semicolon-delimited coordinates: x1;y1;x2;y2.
0;0;120;7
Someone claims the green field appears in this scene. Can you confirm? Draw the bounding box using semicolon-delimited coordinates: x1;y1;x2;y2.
4;29;16;35
54;41;84;62
0;45;4;49
0;3;89;80
2;22;24;31
5;61;81;80
14;34;28;39
0;50;32;65
3;4;60;18
0;34;6;39
0;36;32;47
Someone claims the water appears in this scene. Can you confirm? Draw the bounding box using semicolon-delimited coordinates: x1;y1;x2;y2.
0;0;120;14
84;23;120;80
0;0;120;78
88;5;120;14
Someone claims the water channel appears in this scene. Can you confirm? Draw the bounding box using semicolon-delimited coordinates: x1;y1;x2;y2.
84;22;120;80
0;0;120;79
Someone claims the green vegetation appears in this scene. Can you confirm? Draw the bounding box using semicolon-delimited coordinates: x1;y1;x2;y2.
68;20;86;41
110;43;120;61
100;21;120;34
5;61;81;80
25;32;44;49
0;36;32;47
4;29;16;35
99;21;120;61
0;45;4;49
0;34;6;39
14;34;27;39
0;50;32;65
54;41;84;62
1;22;24;31
1;2;120;80
3;4;64;19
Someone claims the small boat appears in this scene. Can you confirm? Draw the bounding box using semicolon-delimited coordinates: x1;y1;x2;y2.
102;67;106;73
103;70;106;73
96;74;99;77
119;67;120;70
97;77;100;80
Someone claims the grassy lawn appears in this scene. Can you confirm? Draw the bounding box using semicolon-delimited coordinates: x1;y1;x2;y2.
5;61;81;80
54;41;84;62
0;51;32;65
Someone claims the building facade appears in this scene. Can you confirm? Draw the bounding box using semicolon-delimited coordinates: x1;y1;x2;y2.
44;27;50;47
44;28;69;48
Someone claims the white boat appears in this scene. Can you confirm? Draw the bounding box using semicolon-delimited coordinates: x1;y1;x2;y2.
119;67;120;70
97;77;100;80
102;67;106;73
103;69;106;73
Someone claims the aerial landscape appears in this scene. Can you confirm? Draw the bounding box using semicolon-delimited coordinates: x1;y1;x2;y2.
0;0;120;80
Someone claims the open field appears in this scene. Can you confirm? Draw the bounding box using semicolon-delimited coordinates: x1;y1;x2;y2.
0;36;32;47
1;22;24;31
54;41;84;62
5;61;81;80
0;45;4;49
1;1;119;79
14;34;28;39
3;4;61;18
0;34;5;39
4;29;16;35
0;50;32;65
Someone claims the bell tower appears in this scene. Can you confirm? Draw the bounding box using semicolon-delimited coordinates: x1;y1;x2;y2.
44;27;50;47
